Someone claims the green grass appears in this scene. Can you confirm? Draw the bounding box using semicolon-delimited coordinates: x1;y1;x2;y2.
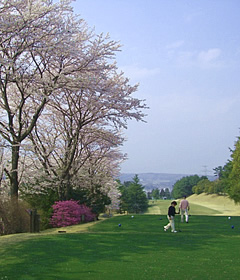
146;198;227;215
1;214;240;280
188;193;240;216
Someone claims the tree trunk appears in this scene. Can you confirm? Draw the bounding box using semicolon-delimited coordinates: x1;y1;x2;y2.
10;143;20;199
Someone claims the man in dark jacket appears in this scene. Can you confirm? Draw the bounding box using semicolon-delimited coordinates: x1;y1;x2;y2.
164;201;179;233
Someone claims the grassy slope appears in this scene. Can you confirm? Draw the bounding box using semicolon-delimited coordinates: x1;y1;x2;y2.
187;193;240;216
0;219;104;245
146;193;240;216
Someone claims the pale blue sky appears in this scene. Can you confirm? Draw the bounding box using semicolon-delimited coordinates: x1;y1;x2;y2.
72;0;240;175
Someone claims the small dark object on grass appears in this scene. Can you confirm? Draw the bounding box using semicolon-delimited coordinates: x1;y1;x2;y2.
118;224;121;227
159;218;162;220
58;230;66;233
231;225;234;229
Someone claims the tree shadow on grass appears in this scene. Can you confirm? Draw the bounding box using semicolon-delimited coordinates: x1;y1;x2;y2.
1;215;240;280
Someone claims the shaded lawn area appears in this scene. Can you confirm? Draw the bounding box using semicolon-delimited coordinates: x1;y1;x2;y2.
1;215;240;280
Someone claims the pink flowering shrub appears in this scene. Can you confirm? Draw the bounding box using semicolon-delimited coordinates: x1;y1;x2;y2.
50;200;96;228
78;204;96;223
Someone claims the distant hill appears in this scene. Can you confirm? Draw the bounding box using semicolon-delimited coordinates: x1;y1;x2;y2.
118;173;215;192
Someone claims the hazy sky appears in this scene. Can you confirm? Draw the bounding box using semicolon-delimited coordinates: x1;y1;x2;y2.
73;0;240;176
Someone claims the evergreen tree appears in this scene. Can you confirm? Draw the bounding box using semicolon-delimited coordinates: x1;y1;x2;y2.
119;175;148;213
152;188;160;199
160;189;165;199
164;188;171;199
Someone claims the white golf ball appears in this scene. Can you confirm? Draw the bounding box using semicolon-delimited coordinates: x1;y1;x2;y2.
131;215;134;218
228;217;231;220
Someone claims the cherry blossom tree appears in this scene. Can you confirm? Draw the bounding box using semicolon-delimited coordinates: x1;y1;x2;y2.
0;0;84;198
24;121;126;199
21;35;146;201
0;0;147;200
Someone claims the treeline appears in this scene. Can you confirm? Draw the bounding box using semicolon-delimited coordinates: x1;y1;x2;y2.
172;175;208;198
172;136;240;203
172;175;224;198
147;188;171;200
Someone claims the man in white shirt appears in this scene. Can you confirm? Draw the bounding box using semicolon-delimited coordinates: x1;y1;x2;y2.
179;196;190;223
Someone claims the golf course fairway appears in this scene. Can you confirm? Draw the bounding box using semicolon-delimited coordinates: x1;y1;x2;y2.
1;195;240;279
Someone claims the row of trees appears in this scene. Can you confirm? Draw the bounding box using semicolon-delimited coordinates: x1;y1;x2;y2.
172;136;240;203
0;0;147;232
172;175;207;198
172;173;229;199
192;178;225;195
191;137;240;202
147;188;171;200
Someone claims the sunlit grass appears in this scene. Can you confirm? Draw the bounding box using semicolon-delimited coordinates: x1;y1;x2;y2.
146;198;221;216
1;197;240;279
1;214;240;280
188;193;240;215
147;193;240;216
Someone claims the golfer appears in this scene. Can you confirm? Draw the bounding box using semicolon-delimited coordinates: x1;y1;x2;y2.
164;201;179;233
179;196;190;223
